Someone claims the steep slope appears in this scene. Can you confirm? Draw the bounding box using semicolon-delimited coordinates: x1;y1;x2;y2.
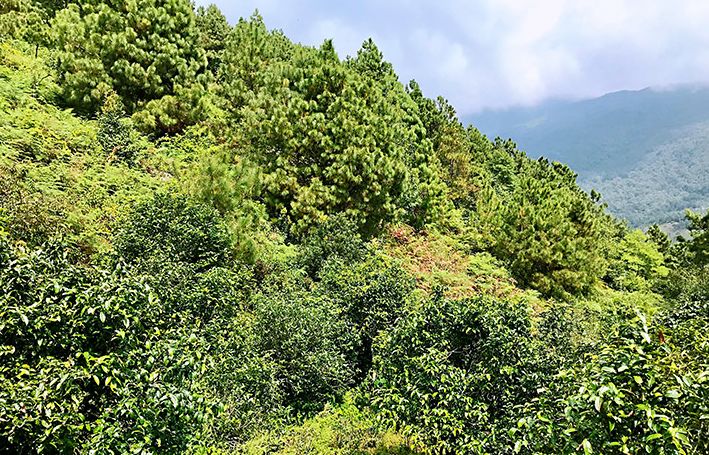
2;3;709;453
466;86;709;226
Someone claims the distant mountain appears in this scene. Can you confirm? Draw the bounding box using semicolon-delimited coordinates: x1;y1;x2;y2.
465;86;709;227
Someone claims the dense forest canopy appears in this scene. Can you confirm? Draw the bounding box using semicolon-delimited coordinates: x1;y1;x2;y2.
1;2;708;454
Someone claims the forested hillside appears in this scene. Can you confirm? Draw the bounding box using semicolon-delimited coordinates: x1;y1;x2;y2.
1;2;708;454
467;87;709;228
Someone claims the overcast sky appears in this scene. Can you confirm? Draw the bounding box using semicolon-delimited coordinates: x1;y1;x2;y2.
195;0;709;115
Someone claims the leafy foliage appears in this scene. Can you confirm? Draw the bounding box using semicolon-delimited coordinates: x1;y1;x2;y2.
606;229;669;291
297;213;366;277
318;252;415;377
518;314;695;455
0;238;210;453
369;294;545;453
96;93;144;163
0;6;707;454
114;192;232;268
250;274;358;415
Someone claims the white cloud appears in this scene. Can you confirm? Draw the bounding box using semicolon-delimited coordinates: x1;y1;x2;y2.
197;0;709;114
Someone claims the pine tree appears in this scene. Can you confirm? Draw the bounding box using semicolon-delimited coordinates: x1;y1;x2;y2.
195;4;231;74
478;156;612;297
52;0;207;132
684;209;709;266
234;38;445;235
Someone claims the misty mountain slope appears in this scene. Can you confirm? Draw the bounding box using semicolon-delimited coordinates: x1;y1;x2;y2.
587;121;709;226
466;86;709;226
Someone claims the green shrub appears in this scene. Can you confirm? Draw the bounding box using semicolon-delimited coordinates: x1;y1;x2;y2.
250;272;358;415
297;213;366;277
657;267;709;454
318;253;415;377
682;209;709;266
605;230;669;292
369;294;544;453
0;166;69;245
197;312;288;448
517;314;695;454
0;238;210;453
97;93;144;164
114;192;232;268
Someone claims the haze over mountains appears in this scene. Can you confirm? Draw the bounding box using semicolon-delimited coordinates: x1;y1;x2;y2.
466;85;709;229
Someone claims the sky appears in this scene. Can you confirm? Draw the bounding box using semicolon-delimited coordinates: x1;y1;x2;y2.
195;0;709;115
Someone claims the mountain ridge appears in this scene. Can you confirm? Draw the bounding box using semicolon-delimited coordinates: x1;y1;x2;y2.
465;85;709;227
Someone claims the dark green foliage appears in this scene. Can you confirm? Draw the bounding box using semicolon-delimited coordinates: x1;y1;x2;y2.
0;166;69;245
97;93;142;163
369;294;544;453
404;103;619;298
657;270;709;454
518;314;696;454
251;273;358;415
114;193;232;268
0;238;210;453
225;26;446;235
346;42;449;230
0;190;264;452
198;313;287;446
240;41;411;234
661;266;709;321
683;209;709;266
297;213;366;277
477;156;613;298
647;224;672;255
1;7;707;454
408;81;487;209
196;4;231;73
318;254;415;377
219;12;293;111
